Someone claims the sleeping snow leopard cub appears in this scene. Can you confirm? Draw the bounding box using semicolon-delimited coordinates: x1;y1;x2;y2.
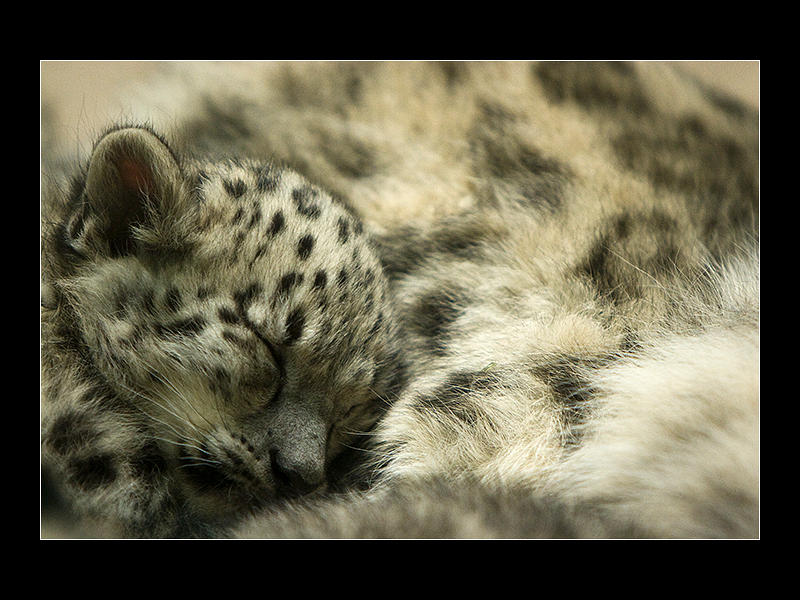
41;126;404;537
42;61;758;538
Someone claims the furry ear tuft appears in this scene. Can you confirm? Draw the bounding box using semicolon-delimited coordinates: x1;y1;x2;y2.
82;127;182;257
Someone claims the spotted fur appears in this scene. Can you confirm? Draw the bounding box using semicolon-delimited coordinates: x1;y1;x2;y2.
41;126;403;536
41;61;758;538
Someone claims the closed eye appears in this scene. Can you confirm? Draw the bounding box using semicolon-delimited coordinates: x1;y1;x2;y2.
342;400;370;420
238;317;286;378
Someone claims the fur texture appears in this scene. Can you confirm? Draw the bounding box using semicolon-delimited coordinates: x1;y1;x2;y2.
41;61;759;538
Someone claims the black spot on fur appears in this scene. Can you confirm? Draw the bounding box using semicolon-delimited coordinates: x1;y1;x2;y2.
297;234;315;260
351;246;362;264
345;71;363;102
611;115;758;258
248;206;262;229
438;61;468;87
621;330;642;354
196;286;213;301
155;316;206;338
337;267;348;288
224;178;247;199
535;61;653;116
577;209;691;305
312;270;328;290
413;370;497;426
267;210;286;237
578;234;625;304
275;272;303;301
251;243;270;266
531;356;605;406
363;290;374;312
218;306;240;325
207;367;233;399
231;206;246;226
337;217;350;244
377;219;496;279
255;164;280;193
577;209;684;304
232;231;246;253
470;101;571;211
317;130;378;179
46;411;99;455
409;289;466;356
69;453;117;490
190;169;209;195
284;307;306;345
292;186;322;219
429;224;490;259
530;353;614;446
234;283;263;312
683;70;758;122
41;464;71;521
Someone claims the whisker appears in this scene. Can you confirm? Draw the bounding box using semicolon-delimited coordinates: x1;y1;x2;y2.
138;356;218;433
368;385;401;408
204;368;234;433
151;434;213;458
177;460;224;469
116;378;202;440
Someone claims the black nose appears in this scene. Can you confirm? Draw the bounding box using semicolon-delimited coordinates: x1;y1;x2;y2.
269;449;324;497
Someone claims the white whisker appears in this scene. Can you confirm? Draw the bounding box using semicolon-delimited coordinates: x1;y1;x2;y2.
151;434;212;458
137;356;219;433
116;378;202;440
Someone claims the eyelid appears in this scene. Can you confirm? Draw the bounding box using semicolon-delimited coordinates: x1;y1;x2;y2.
250;330;286;409
342;399;369;419
258;332;285;376
264;338;284;372
239;319;285;376
239;369;283;411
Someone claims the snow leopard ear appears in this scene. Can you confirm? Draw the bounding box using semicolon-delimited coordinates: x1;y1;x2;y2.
81;127;183;258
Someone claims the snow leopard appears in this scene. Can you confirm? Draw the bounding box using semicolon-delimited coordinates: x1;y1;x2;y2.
41;61;759;538
40;125;406;537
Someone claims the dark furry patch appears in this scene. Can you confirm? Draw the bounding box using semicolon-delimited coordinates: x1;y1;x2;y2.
534;61;654;116
68;453;118;490
407;287;468;356
469;101;573;211
412;370;499;426
376;218;500;279
45;410;100;456
530;353;615;446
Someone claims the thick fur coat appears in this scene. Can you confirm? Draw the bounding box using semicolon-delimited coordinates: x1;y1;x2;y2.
41;61;758;538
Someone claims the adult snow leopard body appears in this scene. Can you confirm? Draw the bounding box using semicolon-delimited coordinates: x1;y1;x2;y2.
41;61;759;538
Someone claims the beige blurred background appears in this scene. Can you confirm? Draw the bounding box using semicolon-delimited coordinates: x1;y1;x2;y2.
41;60;759;147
